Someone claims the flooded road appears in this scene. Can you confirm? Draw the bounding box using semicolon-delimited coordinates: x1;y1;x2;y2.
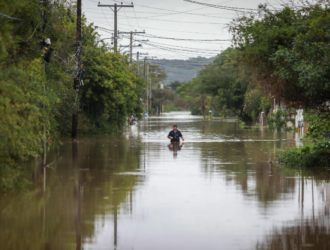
1;112;330;250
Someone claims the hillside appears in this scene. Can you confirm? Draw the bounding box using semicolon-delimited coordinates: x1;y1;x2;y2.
153;56;216;84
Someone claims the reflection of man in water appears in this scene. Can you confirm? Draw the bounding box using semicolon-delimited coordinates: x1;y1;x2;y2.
168;142;184;158
167;125;184;142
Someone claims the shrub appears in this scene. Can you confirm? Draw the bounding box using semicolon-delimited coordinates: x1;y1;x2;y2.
278;140;330;168
266;108;293;131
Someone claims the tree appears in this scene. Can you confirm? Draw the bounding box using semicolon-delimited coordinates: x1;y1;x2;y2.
169;81;183;92
0;0;25;58
271;4;330;106
152;89;175;114
0;0;147;191
81;44;145;133
198;49;253;121
230;2;330;107
177;78;208;116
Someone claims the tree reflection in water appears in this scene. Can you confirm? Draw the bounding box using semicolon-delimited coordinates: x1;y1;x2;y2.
256;215;330;250
0;135;145;250
256;182;330;250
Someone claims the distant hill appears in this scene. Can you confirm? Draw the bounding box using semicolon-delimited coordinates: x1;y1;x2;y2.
153;56;216;84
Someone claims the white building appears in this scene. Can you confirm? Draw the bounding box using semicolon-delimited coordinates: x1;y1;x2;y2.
295;109;304;128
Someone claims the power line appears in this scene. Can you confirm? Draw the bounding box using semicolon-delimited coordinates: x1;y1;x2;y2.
120;5;220;20
132;7;142;29
96;25;230;42
110;0;237;19
0;13;25;21
25;22;40;42
115;15;229;24
86;8;233;23
135;33;230;42
87;14;230;36
142;40;223;53
139;41;219;57
143;42;219;56
123;7;134;30
101;6;112;28
183;0;259;13
85;8;238;16
98;3;134;51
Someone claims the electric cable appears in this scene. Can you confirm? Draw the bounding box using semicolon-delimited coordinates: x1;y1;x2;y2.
0;13;25;21
110;0;237;19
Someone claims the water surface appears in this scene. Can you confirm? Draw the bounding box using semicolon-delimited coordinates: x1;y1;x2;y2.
1;112;329;250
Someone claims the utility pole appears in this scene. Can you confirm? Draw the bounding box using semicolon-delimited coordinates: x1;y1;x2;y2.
136;52;148;76
130;31;132;63
144;57;146;113
143;57;149;113
41;0;54;169
143;56;157;114
98;3;134;51
146;62;149;114
144;57;146;81
149;77;152;115
118;30;145;62
41;1;47;167
137;52;139;75
114;4;117;50
72;0;82;138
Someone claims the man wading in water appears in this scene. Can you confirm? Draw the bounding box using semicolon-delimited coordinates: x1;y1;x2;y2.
168;125;184;142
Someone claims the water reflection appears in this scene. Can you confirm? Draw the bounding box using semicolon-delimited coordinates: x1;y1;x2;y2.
256;181;330;250
0;133;144;249
1;112;330;250
168;142;184;158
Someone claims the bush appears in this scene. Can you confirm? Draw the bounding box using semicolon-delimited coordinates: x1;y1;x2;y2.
0;65;47;193
304;108;330;140
239;121;246;128
278;140;330;168
266;108;293;131
0;166;30;193
0;65;46;165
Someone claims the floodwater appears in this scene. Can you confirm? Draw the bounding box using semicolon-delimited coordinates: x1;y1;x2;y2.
1;111;330;250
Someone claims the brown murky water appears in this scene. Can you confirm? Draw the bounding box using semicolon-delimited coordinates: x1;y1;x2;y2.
1;112;330;250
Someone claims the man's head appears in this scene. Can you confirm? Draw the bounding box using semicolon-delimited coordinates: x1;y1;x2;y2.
173;125;177;131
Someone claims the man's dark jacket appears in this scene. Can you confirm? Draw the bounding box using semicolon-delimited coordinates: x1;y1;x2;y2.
168;130;183;142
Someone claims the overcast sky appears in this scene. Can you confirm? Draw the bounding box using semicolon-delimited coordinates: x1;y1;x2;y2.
82;0;283;60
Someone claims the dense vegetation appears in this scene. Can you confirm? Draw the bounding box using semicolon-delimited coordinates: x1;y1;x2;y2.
230;2;330;107
0;0;146;192
228;0;330;168
177;49;270;120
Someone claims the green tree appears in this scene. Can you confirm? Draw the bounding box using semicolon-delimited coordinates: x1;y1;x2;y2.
152;89;175;114
230;3;330;106
303;107;330;139
271;4;330;106
0;0;146;191
0;63;47;191
81;45;145;133
169;81;183;92
0;0;25;58
177;78;208;116
198;49;253;121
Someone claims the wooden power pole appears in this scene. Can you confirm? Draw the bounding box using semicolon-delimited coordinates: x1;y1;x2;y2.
136;52;148;76
98;3;134;51
137;52;139;75
118;30;145;62
72;0;81;138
